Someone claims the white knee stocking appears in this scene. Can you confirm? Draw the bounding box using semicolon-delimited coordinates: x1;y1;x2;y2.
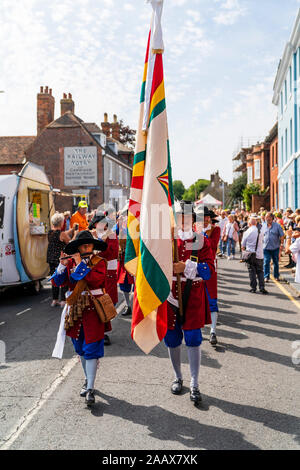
80;356;87;379
86;359;98;390
168;346;182;380
210;312;218;334
187;346;201;389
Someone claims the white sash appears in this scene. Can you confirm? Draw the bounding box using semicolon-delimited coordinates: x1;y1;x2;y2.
107;260;118;270
52;289;103;359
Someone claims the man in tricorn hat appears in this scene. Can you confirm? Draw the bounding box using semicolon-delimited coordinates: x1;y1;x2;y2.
202;206;221;346
89;211;119;346
164;201;215;405
51;231;107;406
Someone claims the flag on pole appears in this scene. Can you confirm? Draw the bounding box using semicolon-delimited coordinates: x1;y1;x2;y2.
125;0;175;355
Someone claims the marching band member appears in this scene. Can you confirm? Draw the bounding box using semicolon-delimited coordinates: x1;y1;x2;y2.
89;212;119;346
203;207;221;346
51;231;107;406
165;201;214;405
117;211;135;316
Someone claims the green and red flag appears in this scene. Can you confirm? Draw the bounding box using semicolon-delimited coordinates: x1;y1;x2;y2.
125;0;175;354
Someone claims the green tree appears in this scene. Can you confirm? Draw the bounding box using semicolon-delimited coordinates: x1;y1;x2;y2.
228;173;247;206
182;179;210;201
173;180;186;200
119;119;136;149
242;183;261;211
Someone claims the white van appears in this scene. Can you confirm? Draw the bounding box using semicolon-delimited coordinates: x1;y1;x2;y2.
0;162;55;293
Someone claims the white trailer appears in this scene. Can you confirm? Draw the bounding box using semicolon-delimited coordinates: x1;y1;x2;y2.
0;162;55;292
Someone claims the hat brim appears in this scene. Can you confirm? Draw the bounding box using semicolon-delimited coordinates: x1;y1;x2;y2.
88;215;109;230
64;237;107;255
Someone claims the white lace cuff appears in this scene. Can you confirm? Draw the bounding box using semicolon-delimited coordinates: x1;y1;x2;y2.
184;259;198;280
57;263;67;274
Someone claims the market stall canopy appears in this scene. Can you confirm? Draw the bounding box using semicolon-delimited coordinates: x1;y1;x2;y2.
195;193;222;206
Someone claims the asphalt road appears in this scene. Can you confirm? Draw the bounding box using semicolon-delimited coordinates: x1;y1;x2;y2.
0;257;299;450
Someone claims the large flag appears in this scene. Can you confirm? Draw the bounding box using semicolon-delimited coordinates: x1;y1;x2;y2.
125;0;175;355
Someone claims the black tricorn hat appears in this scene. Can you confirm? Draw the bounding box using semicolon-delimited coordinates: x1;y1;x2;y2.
204;206;218;223
64;230;107;255
175;200;195;215
88;211;110;230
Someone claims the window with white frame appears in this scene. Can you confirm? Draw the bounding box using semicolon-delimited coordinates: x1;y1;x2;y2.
247;166;253;184
290;118;293;156
254;160;260;180
109;161;112;180
285;79;287;105
119;166;122;184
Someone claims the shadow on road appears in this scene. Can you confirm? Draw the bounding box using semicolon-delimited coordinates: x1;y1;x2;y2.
90;391;260;450
225;343;298;370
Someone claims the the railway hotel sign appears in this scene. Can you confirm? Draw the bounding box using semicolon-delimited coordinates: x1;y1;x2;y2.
64;147;97;187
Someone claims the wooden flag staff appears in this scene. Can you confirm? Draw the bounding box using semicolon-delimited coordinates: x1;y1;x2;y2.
173;227;183;318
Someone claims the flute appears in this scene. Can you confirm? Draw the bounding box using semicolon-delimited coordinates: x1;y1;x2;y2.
60;252;94;260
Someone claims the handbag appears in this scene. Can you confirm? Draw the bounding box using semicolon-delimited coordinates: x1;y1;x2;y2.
86;286;117;323
242;251;256;263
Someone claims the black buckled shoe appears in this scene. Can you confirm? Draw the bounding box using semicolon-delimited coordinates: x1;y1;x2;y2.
171;378;183;395
85;389;95;406
80;379;88;397
209;333;218;346
190;387;202;405
121;306;132;316
260;288;268;295
104;334;111;346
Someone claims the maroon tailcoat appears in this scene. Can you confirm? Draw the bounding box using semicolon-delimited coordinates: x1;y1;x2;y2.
167;233;214;330
205;225;220;300
101;235;119;305
53;257;108;343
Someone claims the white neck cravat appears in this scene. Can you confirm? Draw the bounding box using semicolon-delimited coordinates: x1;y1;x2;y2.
178;229;193;241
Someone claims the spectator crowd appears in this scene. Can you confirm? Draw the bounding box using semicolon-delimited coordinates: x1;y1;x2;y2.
213;205;300;292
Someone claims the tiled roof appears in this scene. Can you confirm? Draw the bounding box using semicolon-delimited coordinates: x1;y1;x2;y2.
84;122;101;133
0;136;35;165
47;111;82;128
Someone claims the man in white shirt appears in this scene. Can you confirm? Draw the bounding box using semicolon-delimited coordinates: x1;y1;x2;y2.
242;216;268;294
217;210;228;257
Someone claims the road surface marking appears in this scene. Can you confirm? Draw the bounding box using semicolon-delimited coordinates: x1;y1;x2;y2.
0;322;5;326
0;298;129;449
271;276;300;310
16;308;31;317
40;296;51;304
0;356;79;450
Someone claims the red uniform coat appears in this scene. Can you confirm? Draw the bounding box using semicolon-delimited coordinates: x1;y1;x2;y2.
117;251;135;285
167;234;215;331
101;235;119;305
205;225;220;300
53;258;108;343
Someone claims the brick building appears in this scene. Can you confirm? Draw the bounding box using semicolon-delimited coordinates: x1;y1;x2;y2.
199;171;230;206
267;123;279;211
0;136;35;175
0;86;133;212
245;125;280;212
246;141;270;191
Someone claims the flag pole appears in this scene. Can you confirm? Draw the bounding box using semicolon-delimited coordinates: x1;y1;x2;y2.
173;227;183;318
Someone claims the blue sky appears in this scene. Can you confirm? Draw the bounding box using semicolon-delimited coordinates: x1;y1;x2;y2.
0;0;300;187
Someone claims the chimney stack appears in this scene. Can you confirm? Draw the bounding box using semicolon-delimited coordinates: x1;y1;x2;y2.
37;85;55;135
60;92;75;116
111;114;120;141
101;112;111;137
